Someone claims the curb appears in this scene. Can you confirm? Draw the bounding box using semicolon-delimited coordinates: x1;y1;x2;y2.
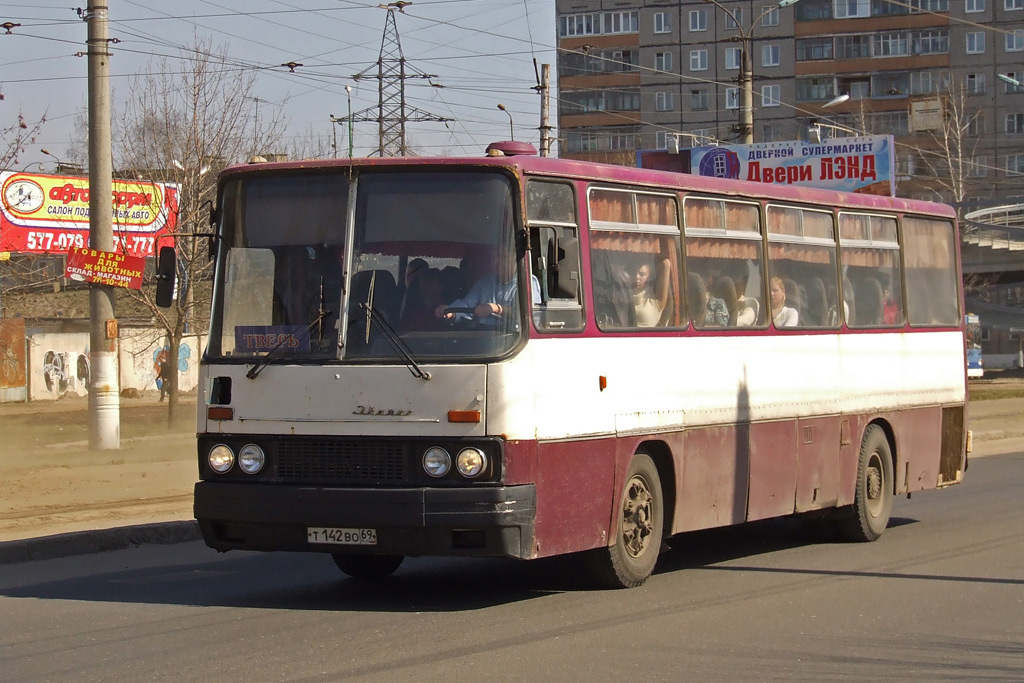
0;520;201;565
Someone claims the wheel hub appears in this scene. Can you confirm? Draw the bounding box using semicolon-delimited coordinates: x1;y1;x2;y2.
622;476;654;558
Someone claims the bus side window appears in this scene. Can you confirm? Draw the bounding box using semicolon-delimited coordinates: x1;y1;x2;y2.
531;225;584;331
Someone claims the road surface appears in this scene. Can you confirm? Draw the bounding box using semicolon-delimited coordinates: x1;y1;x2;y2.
2;452;1022;681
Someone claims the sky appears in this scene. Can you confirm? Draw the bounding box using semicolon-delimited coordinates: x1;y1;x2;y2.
1;0;558;170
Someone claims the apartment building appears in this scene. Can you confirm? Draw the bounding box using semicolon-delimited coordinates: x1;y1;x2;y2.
555;0;1024;204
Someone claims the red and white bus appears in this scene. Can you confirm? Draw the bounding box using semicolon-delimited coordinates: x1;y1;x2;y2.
189;142;967;588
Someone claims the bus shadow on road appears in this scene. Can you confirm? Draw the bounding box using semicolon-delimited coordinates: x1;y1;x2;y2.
0;516;926;612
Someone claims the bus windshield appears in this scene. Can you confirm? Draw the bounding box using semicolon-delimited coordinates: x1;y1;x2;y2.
210;169;524;362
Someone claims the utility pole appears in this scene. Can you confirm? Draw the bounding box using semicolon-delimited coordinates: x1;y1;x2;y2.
534;62;553;157
352;4;451;156
86;0;119;449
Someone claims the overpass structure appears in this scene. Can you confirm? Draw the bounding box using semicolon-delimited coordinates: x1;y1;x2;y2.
961;204;1024;367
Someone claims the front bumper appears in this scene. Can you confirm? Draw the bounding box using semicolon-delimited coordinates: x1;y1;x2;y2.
194;481;536;559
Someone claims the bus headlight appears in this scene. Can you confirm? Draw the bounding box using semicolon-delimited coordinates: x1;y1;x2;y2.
208;444;235;473
456;448;487;478
238;444;265;474
422;447;451;477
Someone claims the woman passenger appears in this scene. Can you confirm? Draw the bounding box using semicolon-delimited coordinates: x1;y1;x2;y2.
770;276;798;328
632;257;671;327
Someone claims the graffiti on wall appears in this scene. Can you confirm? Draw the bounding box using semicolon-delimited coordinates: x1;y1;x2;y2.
42;350;90;395
0;318;27;389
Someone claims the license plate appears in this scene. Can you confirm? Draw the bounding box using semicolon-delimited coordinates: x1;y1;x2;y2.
307;527;377;545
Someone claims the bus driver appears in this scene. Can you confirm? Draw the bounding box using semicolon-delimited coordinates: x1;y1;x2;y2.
435;247;540;324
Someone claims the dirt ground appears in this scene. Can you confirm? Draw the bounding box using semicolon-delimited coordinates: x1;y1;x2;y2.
0;392;197;542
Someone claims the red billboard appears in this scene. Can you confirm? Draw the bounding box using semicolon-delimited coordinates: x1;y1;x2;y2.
0;171;177;257
65;247;145;290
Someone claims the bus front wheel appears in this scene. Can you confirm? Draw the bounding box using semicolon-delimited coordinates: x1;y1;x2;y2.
585;452;664;588
331;553;404;580
838;424;894;542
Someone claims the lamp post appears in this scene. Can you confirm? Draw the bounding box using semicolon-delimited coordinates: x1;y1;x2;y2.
346;85;353;158
40;148;62;173
702;0;799;144
497;104;514;140
329;114;343;157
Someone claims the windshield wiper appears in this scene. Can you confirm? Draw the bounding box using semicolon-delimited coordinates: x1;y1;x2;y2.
354;271;429;380
359;302;431;381
246;278;332;380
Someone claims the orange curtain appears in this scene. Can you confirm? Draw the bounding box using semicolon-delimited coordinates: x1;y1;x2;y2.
769;243;834;265
685;237;760;259
637;194;677;226
591;231;661;253
590;191;634;223
903;217;954;269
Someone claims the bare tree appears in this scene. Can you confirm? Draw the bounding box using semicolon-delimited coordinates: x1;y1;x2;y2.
916;76;982;211
115;38;285;424
1;110;46;170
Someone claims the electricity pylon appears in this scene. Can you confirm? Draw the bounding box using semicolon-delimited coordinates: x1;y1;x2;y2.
352;4;452;157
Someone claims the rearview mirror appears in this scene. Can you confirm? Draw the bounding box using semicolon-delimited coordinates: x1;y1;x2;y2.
155;246;176;307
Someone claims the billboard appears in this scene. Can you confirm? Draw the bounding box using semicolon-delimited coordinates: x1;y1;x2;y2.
0;171;178;257
65;247;146;290
689;135;895;196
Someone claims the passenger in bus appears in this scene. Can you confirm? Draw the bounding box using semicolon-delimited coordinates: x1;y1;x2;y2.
435;248;540;324
733;271;759;326
687;272;729;327
632;257;671;327
711;275;739;326
882;282;900;324
770;276;799;327
398;257;428;323
401;268;447;331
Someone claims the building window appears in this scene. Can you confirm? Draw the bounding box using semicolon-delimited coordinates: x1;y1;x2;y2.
691;89;709;111
797;37;834;61
1006;0;1023;10
1006;153;1024;175
796;77;836;102
966;31;985;54
968;156;988;177
726;88;739;109
656;91;675;111
1007;113;1024;133
656;131;668;149
834;0;871;19
762;123;782;141
1007;29;1024;52
965;0;985;11
836;34;871;59
967;113;984;135
690;49;708;71
559;49;640;76
558;11;639;37
725;8;742;29
762;84;781;106
725;47;741;69
654;11;672;33
762;7;780;26
914;29;949;54
609;133;635;151
655;52;673;72
761;44;781;67
689;9;707;31
967;73;986;94
875;32;910;57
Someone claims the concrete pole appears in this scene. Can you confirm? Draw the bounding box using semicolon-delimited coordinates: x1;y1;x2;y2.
87;1;119;449
539;64;552;157
739;41;754;144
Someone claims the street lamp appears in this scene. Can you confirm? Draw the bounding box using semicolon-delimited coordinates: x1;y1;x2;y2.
497;104;514;140
999;73;1022;89
40;148;62;173
702;0;799;144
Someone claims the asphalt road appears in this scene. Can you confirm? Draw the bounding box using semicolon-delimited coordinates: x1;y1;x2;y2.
2;452;1022;682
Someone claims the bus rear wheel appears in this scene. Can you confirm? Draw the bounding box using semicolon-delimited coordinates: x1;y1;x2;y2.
585;452;664;588
838;424;893;542
331;553;404;580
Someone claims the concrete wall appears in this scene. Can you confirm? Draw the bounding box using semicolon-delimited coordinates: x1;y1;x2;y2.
13;328;206;403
